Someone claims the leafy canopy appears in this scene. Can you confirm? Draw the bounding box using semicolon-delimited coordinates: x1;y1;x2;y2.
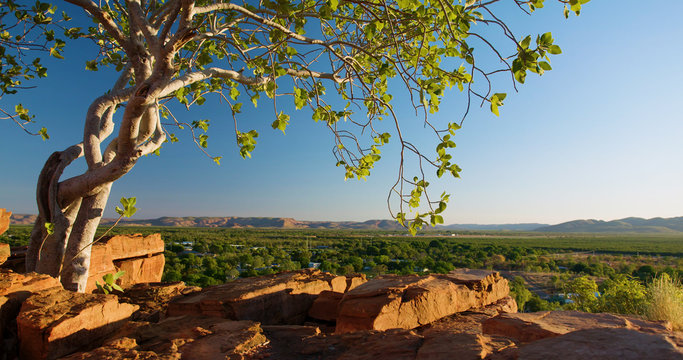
2;0;587;233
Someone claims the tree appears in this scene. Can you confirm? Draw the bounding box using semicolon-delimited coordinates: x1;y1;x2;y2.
564;276;599;312
2;0;588;291
509;276;532;311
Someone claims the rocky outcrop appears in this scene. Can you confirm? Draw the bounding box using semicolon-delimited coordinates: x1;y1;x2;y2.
85;234;165;293
117;281;201;322
61;316;267;360
308;290;344;322
0;243;9;266
482;310;672;343
0;208;10;235
336;269;510;333
0;270;62;357
17;287;138;360
0;245;27;272
37;267;681;360
515;327;682;360
167;269;347;324
346;273;367;291
0;208;10;266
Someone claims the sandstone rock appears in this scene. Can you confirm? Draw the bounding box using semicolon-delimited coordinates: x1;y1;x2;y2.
17;287;138;360
416;330;515;360
0;243;9;266
167;269;347;324
261;324;515;360
117;282;201;322
471;296;518;316
114;254;166;288
58;337;163;360
336;270;509;333
62;316;267;360
0;270;62;357
85;234;165;293
95;234;165;260
1;245;27;273
308;290;343;322
482;310;672;343
0;208;10;236
517;327;682;360
346;273;367;291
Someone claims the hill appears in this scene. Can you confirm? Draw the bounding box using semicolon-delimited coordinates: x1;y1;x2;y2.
11;214;683;233
535;216;683;233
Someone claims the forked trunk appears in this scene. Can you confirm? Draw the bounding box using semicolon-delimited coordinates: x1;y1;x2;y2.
60;185;112;292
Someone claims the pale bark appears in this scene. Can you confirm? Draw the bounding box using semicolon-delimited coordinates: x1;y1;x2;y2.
60;185;112;292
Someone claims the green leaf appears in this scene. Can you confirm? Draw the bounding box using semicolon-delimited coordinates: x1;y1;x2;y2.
229;87;240;100
271;112;290;134
329;0;339;11
85;60;98;71
38;127;49;140
548;45;562;55
115;197;138;218
44;222;54;235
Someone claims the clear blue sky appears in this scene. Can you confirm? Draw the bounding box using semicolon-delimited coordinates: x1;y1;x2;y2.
1;0;682;225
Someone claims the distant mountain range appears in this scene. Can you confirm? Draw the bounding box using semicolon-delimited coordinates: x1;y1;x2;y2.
8;214;683;233
536;217;683;233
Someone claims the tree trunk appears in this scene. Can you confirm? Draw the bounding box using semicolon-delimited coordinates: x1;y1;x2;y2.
60;185;112;292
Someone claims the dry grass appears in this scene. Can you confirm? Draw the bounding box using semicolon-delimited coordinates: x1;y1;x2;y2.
645;274;683;331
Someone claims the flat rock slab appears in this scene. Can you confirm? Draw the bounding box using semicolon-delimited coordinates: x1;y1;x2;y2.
483;310;672;343
167;269;347;324
61;316;267;360
117;281;201;322
95;234;165;260
259;324;514;360
336;270;509;333
17;287;138;360
517;327;682;360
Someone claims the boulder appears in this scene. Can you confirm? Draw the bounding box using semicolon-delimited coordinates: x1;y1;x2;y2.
482;310;672;343
113;254;166;288
517;327;682;360
117;281;201;322
336;270;509;333
17;287;138;360
346;273;367;291
0;208;10;236
416;330;515;360
308;290;344;322
85;234;165;293
61;316;267;360
0;270;62;357
0;245;27;272
167;269;346;324
0;243;9;265
260;324;514;360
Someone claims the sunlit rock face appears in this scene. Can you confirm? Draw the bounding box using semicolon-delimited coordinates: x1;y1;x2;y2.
167;269;347;324
335;269;510;333
17;287;138;360
85;234;165;293
0;208;10;236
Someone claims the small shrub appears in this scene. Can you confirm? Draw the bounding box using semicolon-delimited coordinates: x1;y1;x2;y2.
95;271;125;294
645;274;683;331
